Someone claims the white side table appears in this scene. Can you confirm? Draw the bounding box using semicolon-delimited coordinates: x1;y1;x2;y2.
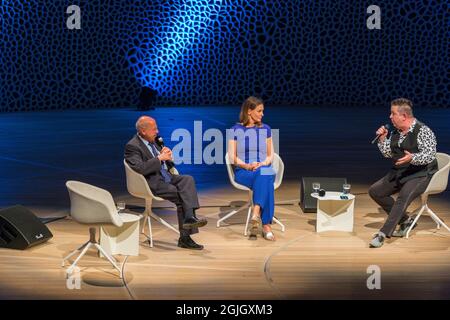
100;212;141;256
311;192;355;233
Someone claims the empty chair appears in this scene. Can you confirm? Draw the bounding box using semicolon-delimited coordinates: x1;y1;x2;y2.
406;152;450;238
124;159;179;247
217;152;286;235
63;181;140;278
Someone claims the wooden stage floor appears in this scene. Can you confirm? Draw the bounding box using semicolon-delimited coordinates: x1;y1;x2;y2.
1;182;450;299
0;106;449;299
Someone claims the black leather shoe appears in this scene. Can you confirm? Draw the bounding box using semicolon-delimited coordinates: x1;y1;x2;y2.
182;216;207;229
178;236;204;250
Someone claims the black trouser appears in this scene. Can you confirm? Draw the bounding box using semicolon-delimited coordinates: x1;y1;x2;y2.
153;175;200;237
368;173;431;237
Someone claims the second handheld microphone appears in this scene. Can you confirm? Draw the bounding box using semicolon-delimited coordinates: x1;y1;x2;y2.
371;124;390;144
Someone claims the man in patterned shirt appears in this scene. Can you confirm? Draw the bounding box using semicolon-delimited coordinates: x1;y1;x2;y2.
368;98;438;248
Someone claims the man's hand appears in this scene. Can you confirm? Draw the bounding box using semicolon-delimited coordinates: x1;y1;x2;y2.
395;150;413;166
157;147;173;162
376;125;389;143
161;146;172;155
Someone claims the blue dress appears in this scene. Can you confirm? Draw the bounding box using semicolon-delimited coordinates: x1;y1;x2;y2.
229;123;275;225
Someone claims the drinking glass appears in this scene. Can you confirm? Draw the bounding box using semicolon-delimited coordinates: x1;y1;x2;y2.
312;182;320;195
342;184;351;195
116;202;126;213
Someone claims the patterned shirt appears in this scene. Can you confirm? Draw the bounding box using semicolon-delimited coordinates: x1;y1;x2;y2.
377;119;437;166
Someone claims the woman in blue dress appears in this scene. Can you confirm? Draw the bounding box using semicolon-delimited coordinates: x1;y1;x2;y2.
228;96;276;241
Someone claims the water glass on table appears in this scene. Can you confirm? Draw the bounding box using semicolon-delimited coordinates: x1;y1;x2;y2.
342;184;351;195
312;182;320;195
116;202;126;213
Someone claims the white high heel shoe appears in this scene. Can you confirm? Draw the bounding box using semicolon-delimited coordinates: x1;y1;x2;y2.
262;230;275;241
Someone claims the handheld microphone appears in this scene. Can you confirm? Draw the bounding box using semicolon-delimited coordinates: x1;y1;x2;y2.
155;136;165;148
371;124;390;144
155;136;175;167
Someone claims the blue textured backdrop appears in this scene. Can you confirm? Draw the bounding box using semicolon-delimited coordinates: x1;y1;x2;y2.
1;1;448;111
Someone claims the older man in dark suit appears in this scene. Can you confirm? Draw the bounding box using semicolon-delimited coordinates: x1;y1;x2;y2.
124;116;207;250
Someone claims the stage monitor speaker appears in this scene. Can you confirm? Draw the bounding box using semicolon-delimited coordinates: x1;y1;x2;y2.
0;205;53;250
299;177;348;213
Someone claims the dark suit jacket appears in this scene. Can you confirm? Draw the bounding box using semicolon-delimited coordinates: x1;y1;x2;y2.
124;134;175;192
125;134;199;236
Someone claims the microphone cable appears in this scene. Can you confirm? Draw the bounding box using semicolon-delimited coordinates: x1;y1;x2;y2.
121;255;137;300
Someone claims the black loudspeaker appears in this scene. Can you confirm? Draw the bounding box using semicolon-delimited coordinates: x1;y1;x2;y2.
299;177;348;213
0;205;53;250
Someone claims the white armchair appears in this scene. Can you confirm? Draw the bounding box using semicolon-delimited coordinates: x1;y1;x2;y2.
217;152;286;235
123;160;179;248
406;152;450;238
62;180;140;278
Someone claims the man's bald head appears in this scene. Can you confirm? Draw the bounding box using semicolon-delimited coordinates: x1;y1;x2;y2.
136;116;156;131
136;116;158;142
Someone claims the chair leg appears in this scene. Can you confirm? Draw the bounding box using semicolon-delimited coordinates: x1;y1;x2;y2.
150;212;179;234
94;243;123;279
217;202;251;227
406;205;426;239
145;197;179;235
141;199;180;248
141;210;148;234
64;229;123;278
406;203;450;239
146;216;153;247
140;209;154;247
244;206;252;236
217;209;237;227
427;207;450;233
66;242;93;275
62;240;90;267
273;217;286;232
425;205;442;228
